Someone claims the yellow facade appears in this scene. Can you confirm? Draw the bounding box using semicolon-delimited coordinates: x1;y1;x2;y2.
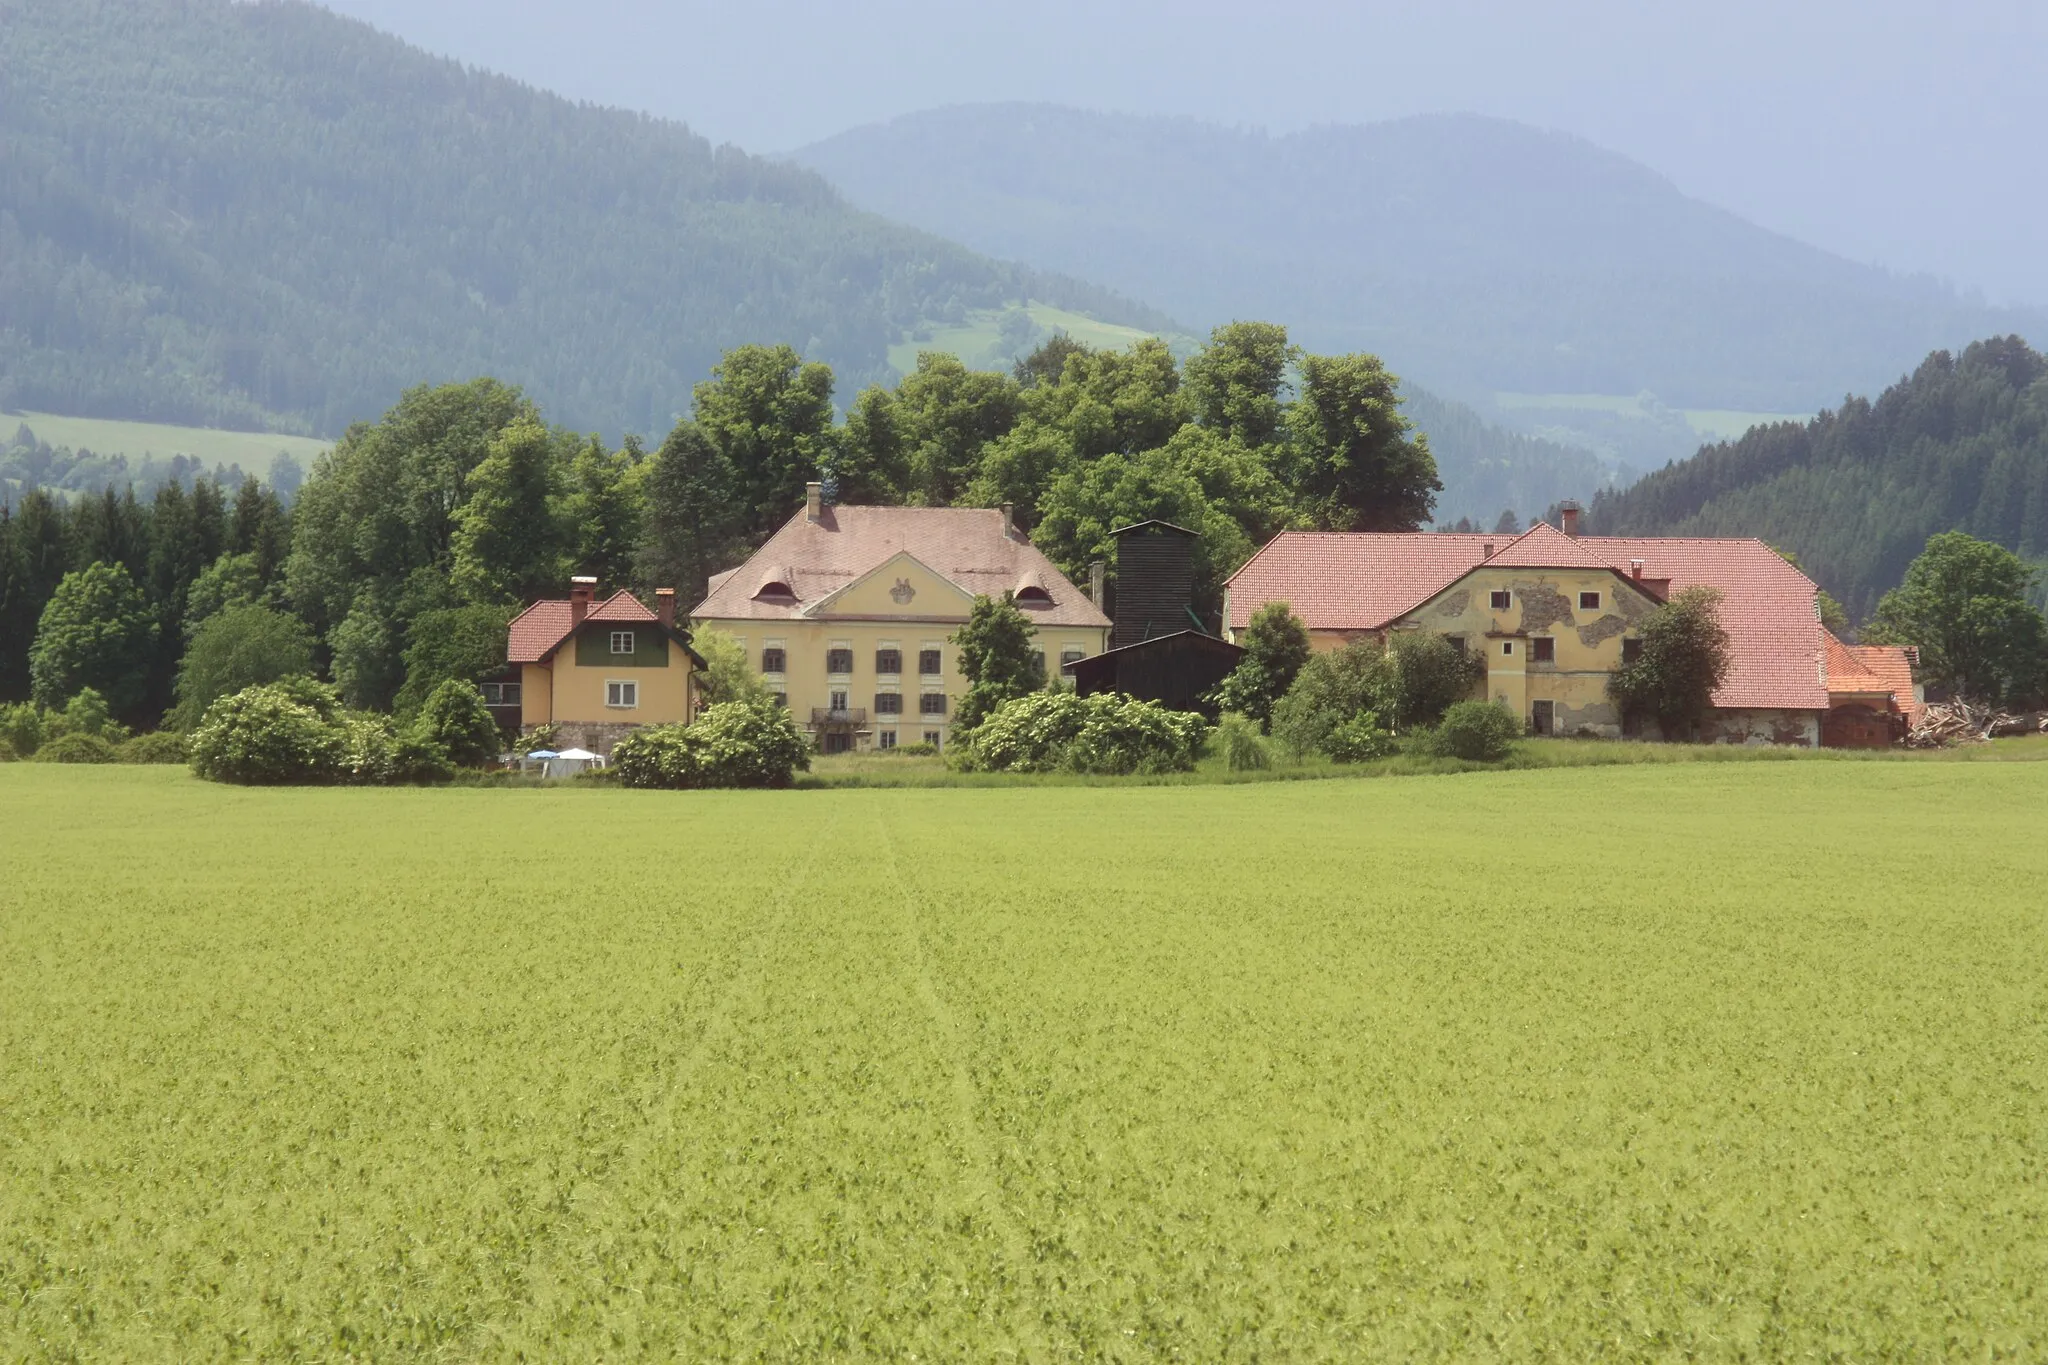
697;552;1109;751
1390;565;1658;736
518;636;695;730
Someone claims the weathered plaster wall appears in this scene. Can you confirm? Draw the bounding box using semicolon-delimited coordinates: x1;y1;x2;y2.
1701;708;1820;747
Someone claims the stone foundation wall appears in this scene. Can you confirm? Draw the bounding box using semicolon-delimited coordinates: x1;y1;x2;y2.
526;720;645;757
1699;708;1820;748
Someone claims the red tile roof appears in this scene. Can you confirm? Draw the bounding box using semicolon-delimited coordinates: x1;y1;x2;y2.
1227;530;1831;711
692;505;1111;628
508;590;659;663
1826;636;1924;726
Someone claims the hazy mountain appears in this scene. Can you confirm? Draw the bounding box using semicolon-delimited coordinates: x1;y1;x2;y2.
1587;337;2048;620
0;1;1172;439
794;105;2046;421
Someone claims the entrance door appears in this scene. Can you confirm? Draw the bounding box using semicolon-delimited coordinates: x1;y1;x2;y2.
1531;700;1554;736
822;731;851;754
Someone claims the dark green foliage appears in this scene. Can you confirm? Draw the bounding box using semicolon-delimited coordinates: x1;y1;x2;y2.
1270;641;1390;759
393;606;516;718
389;733;457;786
1591;339;2048;620
956;691;1207;775
951;595;1043;732
1866;532;2047;704
639;421;743;607
610;701;812;789
1215;601;1311;727
0;2;1167;436
33;731;118;765
0;704;41;758
1324;713;1398;763
1287;353;1441;531
1383;631;1486;730
173;605;316;730
692;345;841;542
1608;587;1733;740
565;437;647;591
189;682;349;785
29;563;158;715
116;731;190;765
409;681;502;769
1419;701;1521;762
451;419;571;604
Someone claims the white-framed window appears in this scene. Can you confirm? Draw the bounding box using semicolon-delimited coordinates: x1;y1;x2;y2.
1060;645;1086;670
606;680;639;708
1490;590;1512;610
878;730;898;749
1579;591;1602;610
827;641;853;675
610;630;635;655
1500;641;1514;656
922;729;943;751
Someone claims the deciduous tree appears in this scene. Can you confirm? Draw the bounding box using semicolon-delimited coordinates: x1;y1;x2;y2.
1608;586;1732;739
29;562;158;715
1866;531;2047;703
1286;353;1440;531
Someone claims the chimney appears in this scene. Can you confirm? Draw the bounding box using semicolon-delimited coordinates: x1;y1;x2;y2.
1630;558;1644;580
655;587;676;630
568;575;597;625
1559;500;1581;537
999;502;1015;539
1088;559;1106;608
805;481;822;522
1482;541;1495;560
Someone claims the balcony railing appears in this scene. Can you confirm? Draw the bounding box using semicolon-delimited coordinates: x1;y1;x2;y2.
811;707;867;727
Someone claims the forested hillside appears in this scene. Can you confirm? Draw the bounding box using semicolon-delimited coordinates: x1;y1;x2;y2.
0;0;1168;438
796;105;2044;416
1587;337;2048;619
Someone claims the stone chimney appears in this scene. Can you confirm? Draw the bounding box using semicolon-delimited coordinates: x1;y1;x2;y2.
999;502;1015;539
569;575;597;625
655;587;676;629
805;481;822;522
1559;500;1582;537
1089;560;1106;608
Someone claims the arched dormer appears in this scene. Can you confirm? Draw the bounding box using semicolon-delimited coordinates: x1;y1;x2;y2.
1014;571;1053;607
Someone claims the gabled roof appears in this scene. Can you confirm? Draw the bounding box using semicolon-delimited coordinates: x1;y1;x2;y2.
1826;635;1923;725
1227;530;1831;711
508;590;678;664
692;504;1111;628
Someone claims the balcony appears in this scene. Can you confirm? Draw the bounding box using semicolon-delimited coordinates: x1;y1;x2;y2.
811;707;867;727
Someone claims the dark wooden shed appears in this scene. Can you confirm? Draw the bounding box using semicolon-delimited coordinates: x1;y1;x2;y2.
1110;520;1201;648
1066;630;1245;715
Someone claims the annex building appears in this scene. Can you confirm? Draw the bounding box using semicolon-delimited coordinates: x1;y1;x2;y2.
503;578;702;753
693;484;1111;752
1223;509;1923;746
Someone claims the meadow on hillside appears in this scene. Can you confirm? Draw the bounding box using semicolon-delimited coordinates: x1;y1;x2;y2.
2;763;2044;1358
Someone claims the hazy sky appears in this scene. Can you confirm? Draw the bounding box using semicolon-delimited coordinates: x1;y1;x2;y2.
318;0;2048;306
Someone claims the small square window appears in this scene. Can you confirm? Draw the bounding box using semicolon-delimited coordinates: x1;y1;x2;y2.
606;680;638;708
1621;638;1643;664
1060;647;1085;670
1490;590;1512;610
1579;591;1602;610
610;630;635;655
1531;637;1555;663
875;648;902;675
923;729;943;750
1500;641;1514;656
875;692;903;715
761;647;786;674
919;692;947;716
879;730;897;750
918;648;943;676
826;647;853;674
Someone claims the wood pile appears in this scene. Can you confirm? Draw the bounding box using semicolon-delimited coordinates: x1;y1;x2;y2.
1905;700;2035;747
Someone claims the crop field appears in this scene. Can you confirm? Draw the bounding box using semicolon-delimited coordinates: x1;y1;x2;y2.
6;410;330;474
3;761;2045;1359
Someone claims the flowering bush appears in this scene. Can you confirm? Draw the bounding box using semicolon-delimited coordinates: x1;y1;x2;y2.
189;681;348;784
610;700;812;790
959;691;1207;775
1323;712;1397;763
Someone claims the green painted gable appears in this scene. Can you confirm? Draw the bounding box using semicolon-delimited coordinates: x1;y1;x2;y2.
574;624;670;668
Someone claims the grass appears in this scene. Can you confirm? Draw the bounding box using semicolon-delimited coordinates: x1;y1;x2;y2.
6;410;330;473
3;762;2046;1358
1491;392;1810;441
887;302;1197;375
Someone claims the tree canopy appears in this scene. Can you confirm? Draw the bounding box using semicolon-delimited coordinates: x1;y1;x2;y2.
1865;532;2047;704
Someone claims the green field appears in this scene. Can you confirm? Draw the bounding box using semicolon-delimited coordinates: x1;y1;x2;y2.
4;762;2045;1358
888;302;1196;376
7;410;331;473
1492;392;1811;442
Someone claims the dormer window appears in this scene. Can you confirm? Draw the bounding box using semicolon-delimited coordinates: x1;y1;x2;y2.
1016;585;1052;605
753;580;795;600
609;631;634;655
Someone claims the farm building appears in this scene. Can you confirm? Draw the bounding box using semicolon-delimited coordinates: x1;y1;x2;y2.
1223;506;1922;746
1066;519;1242;713
693;484;1110;753
503;578;704;755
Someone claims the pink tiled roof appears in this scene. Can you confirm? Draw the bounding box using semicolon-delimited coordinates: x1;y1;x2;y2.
692;505;1111;629
1227;530;1830;711
508;590;659;663
1827;636;1924;726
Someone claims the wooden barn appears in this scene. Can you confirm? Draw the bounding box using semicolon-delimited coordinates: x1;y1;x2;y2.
1066;630;1244;715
